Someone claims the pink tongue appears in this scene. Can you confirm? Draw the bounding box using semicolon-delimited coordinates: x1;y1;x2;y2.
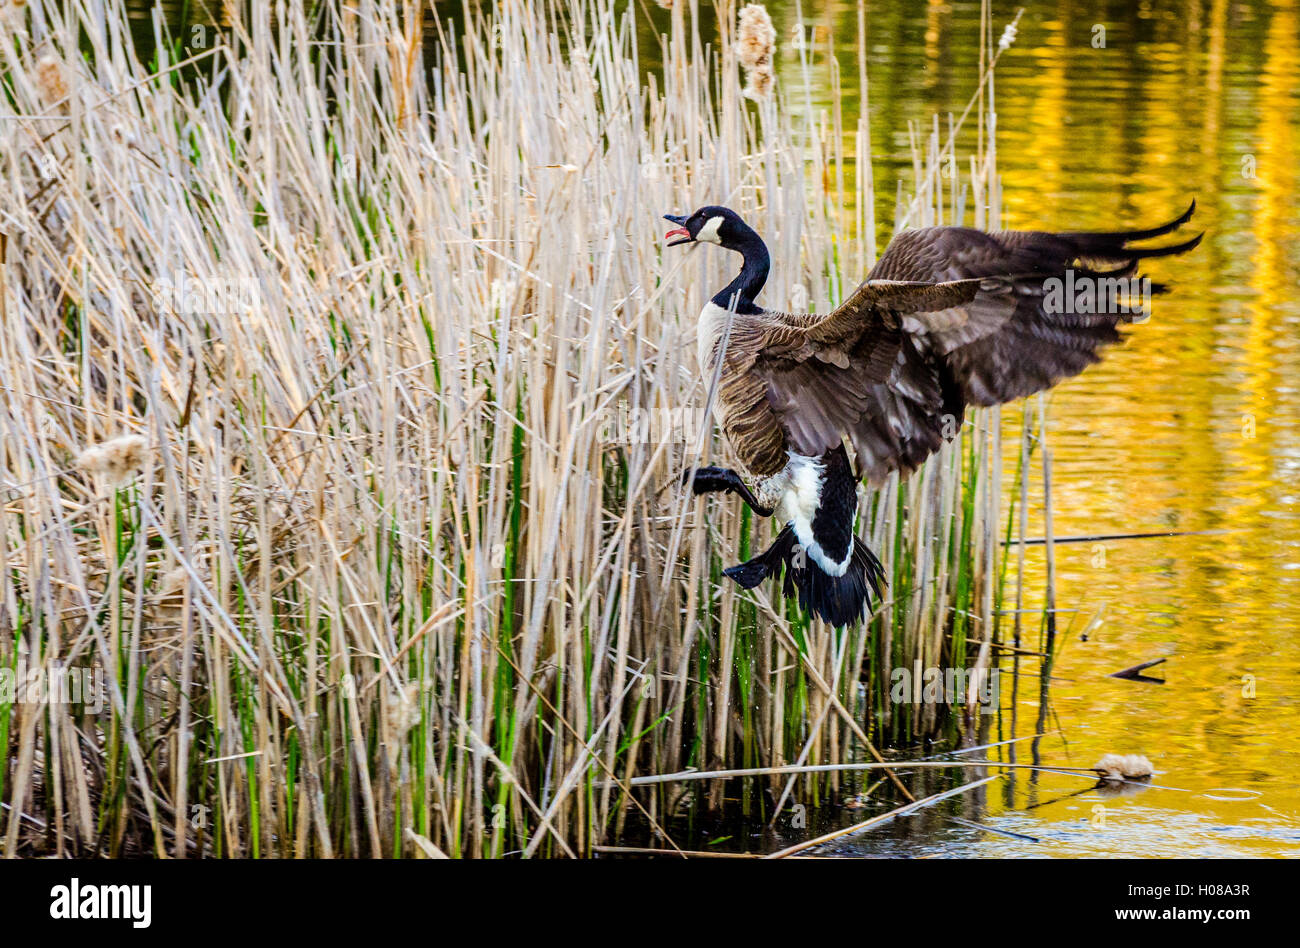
664;227;689;240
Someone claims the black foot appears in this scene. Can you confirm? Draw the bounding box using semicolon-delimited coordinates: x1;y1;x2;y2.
681;465;734;494
723;559;773;589
681;466;774;517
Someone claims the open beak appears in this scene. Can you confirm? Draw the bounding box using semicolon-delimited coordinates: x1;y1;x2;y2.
663;213;692;247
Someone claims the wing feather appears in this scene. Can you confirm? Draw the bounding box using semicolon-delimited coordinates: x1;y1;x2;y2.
737;205;1200;483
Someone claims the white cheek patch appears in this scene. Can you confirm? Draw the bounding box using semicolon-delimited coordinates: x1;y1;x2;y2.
697;215;724;244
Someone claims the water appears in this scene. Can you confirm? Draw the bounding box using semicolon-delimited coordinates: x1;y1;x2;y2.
123;0;1300;856
757;0;1300;858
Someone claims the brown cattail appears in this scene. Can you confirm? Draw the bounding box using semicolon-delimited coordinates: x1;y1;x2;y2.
737;5;776;101
35;54;69;104
737;4;775;70
77;434;148;488
1094;753;1154;780
744;67;773;102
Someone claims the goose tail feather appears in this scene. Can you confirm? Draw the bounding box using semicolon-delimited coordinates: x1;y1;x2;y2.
724;528;885;627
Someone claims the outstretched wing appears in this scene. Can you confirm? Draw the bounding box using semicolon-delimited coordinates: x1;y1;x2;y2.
750;203;1201;483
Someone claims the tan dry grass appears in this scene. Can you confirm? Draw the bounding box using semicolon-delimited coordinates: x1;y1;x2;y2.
0;0;1015;857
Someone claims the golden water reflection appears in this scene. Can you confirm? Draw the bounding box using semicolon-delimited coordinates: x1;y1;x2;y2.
758;0;1300;857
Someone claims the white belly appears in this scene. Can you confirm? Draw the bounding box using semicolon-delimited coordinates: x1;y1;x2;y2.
773;453;822;527
759;453;852;577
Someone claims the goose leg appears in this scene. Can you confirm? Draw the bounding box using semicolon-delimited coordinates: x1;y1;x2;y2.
681;465;774;517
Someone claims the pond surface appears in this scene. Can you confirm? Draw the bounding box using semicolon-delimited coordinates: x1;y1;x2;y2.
124;0;1300;857
760;0;1300;859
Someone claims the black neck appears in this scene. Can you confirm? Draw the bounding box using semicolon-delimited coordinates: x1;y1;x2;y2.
710;226;770;314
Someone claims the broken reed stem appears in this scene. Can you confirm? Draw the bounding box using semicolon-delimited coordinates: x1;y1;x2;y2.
613;759;1114;787
592;845;825;859
763;773;1005;859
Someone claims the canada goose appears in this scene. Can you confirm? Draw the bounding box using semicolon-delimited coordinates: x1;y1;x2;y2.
664;202;1201;626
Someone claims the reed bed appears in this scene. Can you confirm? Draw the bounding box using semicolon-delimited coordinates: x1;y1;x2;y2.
0;0;1033;857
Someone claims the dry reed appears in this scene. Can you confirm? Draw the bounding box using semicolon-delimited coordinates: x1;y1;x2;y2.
0;0;1024;857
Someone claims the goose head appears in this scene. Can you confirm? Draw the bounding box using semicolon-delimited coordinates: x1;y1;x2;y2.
663;206;756;250
663;205;771;310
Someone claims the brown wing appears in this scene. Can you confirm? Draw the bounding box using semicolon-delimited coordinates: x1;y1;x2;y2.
748;203;1201;483
871;203;1202;405
738;279;983;477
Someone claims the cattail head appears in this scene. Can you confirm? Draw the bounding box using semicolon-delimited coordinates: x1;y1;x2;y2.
744;67;774;102
997;21;1019;53
737;4;776;101
1;0;29;31
1094;753;1154;780
77;434;148;488
35;54;69;104
737;4;776;71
